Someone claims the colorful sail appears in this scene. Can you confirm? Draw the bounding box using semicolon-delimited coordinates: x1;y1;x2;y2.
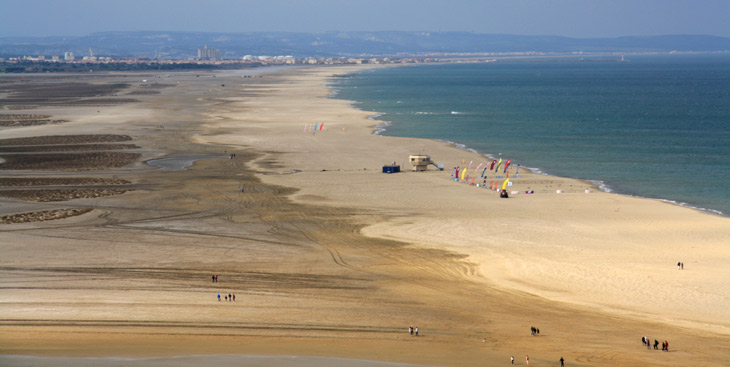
503;159;511;173
501;178;510;190
490;160;497;170
495;158;503;172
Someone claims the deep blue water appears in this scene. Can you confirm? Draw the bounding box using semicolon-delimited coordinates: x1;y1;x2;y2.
331;55;730;216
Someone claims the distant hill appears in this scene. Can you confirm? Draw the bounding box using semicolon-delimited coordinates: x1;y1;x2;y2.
2;31;729;59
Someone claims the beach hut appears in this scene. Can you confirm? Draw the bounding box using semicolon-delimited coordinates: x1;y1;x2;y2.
409;155;433;171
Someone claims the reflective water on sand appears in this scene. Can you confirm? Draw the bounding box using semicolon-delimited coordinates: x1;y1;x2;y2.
146;155;225;171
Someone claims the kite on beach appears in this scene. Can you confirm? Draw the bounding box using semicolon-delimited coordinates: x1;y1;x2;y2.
502;178;510;190
495;158;503;172
503;159;511;173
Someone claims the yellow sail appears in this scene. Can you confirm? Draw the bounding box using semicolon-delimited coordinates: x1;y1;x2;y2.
501;178;510;190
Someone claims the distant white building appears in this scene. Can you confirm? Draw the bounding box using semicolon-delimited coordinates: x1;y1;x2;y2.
64;52;75;61
197;45;221;61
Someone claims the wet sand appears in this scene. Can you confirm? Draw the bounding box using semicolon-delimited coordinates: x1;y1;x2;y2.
0;66;728;367
0;354;429;367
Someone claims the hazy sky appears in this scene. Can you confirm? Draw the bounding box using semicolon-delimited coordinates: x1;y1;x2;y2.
1;0;729;38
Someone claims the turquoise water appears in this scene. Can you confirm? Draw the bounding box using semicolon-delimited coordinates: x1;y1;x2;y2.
332;55;730;216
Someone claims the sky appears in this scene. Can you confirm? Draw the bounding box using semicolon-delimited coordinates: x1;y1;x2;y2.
1;0;729;38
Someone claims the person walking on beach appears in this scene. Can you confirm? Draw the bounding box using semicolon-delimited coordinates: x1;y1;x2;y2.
232;294;235;301
409;326;413;336
560;356;564;367
654;339;659;350
510;356;514;365
228;293;232;301
415;327;419;336
212;275;215;282
525;354;529;365
217;293;220;301
647;338;651;350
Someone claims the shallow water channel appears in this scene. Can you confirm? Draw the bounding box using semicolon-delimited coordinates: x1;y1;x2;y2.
145;155;226;171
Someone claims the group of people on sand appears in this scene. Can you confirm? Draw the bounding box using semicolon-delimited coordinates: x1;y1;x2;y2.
510;355;565;366
509;355;564;366
677;261;684;270
642;336;669;351
217;293;236;302
212;275;235;302
505;326;564;366
408;325;419;336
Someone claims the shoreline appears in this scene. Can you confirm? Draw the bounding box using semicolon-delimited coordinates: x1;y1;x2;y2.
328;62;728;218
372;109;729;218
430;133;726;217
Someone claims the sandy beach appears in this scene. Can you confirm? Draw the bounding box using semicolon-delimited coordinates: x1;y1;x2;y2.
1;65;729;367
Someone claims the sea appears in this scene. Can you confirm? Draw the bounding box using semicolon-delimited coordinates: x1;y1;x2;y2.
330;54;730;217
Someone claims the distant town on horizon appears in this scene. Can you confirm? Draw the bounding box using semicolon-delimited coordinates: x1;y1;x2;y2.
2;31;729;72
3;31;730;58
